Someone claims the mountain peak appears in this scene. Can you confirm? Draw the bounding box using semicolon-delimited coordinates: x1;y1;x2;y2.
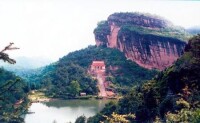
107;12;172;28
94;12;188;70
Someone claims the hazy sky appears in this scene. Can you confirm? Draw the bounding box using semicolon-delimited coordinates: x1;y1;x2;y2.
0;0;200;62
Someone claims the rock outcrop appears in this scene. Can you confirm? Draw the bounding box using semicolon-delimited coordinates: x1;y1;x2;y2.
94;12;187;70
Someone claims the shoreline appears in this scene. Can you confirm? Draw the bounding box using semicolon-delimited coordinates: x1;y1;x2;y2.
31;96;118;103
28;90;119;104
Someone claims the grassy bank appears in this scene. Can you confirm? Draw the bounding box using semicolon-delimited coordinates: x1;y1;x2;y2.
28;90;119;103
28;90;52;102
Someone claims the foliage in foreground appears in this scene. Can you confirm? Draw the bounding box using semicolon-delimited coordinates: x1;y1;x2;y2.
0;43;29;123
102;112;135;123
75;115;87;123
0;68;29;123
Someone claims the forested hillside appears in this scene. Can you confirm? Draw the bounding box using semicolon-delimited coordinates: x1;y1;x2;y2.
33;46;157;98
87;35;200;122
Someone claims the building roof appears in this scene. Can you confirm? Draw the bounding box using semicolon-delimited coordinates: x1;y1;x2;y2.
91;61;105;67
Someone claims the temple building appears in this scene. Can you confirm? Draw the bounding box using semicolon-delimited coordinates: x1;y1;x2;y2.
90;61;106;74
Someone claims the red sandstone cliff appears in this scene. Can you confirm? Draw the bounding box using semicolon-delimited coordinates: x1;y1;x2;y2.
94;12;187;70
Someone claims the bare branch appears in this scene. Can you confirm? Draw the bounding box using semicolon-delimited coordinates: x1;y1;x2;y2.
0;42;19;64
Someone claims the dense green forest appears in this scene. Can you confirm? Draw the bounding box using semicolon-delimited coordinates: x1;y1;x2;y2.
28;46;157;98
59;46;157;86
85;35;200;122
0;68;29;123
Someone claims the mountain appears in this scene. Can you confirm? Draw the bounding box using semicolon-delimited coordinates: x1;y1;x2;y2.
94;12;190;70
25;12;192;98
0;56;53;70
0;57;53;81
187;26;200;35
87;34;200;122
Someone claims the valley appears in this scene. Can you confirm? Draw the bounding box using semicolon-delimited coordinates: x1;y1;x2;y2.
0;11;200;123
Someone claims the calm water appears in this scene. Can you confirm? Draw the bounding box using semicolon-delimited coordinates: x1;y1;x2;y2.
24;99;112;123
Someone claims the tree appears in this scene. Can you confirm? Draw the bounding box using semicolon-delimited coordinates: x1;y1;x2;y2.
69;80;81;97
0;43;20;97
103;112;135;123
75;115;86;123
0;43;28;123
0;42;19;64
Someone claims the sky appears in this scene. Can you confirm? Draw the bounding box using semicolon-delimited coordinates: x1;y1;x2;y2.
0;0;200;62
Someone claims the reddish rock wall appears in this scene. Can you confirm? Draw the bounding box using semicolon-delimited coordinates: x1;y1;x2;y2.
117;32;185;70
94;12;186;70
107;24;120;48
98;22;185;70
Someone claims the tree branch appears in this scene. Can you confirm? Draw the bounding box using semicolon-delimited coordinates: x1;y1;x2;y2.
0;43;19;64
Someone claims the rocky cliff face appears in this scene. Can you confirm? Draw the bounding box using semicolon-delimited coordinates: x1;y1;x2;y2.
94;12;187;70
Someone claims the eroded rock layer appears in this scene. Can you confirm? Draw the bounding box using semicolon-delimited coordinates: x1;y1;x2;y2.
94;12;187;70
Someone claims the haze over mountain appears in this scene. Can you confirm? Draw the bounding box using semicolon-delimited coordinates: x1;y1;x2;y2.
186;26;200;35
0;56;53;69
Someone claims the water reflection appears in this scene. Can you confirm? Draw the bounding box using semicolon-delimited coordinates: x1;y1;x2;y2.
25;99;112;123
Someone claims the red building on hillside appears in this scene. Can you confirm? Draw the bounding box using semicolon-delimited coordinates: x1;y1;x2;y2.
90;61;106;74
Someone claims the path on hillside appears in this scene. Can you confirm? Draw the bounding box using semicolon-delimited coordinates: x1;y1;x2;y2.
97;74;107;97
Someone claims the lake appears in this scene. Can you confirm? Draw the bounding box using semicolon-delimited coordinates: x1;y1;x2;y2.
24;99;112;123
